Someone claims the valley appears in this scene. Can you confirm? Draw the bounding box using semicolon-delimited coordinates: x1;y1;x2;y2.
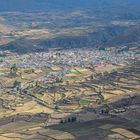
0;48;140;139
0;0;140;139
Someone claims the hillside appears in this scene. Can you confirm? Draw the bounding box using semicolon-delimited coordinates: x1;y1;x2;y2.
0;0;140;53
1;26;126;53
107;25;140;47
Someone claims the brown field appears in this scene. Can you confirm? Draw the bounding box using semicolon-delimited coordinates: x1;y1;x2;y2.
15;29;52;40
112;128;140;139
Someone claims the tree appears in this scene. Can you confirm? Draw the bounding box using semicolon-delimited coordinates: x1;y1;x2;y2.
56;78;63;83
64;119;67;123
90;74;94;80
71;117;77;123
95;86;105;103
13;80;21;92
55;105;59;110
10;64;18;77
35;81;39;87
13;80;21;87
60;120;63;124
103;71;109;76
95;73;102;78
68;117;71;123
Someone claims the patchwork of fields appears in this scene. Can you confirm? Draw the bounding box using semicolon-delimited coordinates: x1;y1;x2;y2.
0;59;140;139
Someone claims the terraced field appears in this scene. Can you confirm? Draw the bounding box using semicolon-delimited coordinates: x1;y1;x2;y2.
0;61;140;139
50;117;140;140
0;121;75;140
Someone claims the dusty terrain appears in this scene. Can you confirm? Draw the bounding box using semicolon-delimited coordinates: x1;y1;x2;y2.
0;59;140;139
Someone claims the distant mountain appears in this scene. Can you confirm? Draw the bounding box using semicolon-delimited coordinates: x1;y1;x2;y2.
0;26;129;53
0;0;140;53
0;0;140;15
107;25;140;47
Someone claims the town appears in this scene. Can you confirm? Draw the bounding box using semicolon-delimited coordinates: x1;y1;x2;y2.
0;47;138;69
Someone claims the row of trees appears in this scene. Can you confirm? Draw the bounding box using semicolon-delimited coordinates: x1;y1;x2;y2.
60;116;77;124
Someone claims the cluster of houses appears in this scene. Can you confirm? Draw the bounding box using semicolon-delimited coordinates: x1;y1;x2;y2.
0;48;138;69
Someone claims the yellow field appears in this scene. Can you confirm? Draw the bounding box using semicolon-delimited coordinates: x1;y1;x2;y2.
0;121;43;133
14;100;54;114
0;121;75;140
103;93;116;100
15;29;51;40
0;136;20;140
112;128;140;139
21;73;37;79
51;67;62;71
59;104;80;110
110;90;127;95
0;100;54;119
41;93;62;104
95;65;121;73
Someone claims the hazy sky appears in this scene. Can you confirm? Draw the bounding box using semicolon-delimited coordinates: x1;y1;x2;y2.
0;0;140;12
